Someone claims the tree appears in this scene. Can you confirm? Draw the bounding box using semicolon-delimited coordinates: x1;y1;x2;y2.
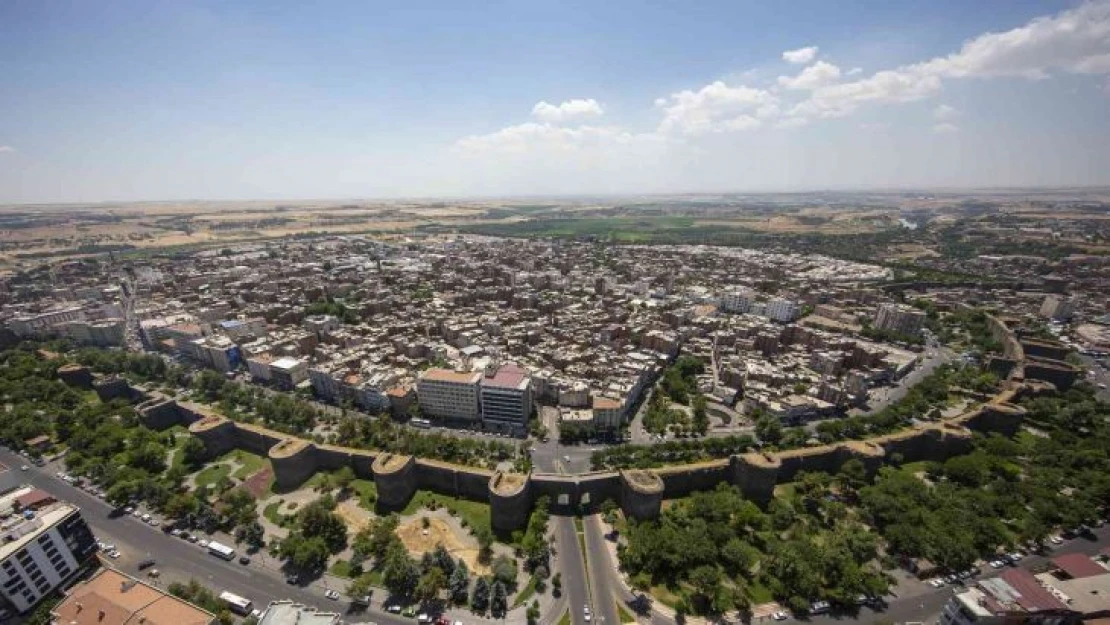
692;395;709;436
754;413;783;445
353;514;400;563
433;544;456;577
279;534;330;572
448;560;470;605
491;555;517;588
238;521;265;550
383;545;419;597
490;580;508;617
471;576;490;612
475;525;495;564
181;436;208;467
333;466;356;493
416;566;447;604
298;496;348;553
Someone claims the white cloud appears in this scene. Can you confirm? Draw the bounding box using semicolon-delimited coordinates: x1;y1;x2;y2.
774;117;809;129
846;67;863;76
932;122;960;133
915;1;1110;79
783;46;818;64
933;104;959;120
778;61;842;90
789;1;1110;119
530;98;605;124
655;81;777;135
0;146;14;153
454;122;657;154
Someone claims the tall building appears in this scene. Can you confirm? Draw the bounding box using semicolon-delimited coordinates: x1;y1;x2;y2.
0;485;96;614
417;368;482;421
720;289;755;314
479;363;533;434
1039;295;1078;321
873;303;926;336
52;567;215;625
765;298;799;323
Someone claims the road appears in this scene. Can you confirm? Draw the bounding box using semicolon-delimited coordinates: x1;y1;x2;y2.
0;447;410;625
581;516;620;625
554;516;591;625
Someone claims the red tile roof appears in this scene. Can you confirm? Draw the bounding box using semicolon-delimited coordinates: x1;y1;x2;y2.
999;568;1069;613
1052;553;1108;579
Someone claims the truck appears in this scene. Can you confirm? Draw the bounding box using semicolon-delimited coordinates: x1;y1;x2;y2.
207;540;235;560
218;591;253;616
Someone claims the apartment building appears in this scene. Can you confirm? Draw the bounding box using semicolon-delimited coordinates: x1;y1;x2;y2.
1039;294;1078;321
270;356;308;390
0;485;96;614
417;368;482;421
479;363;533;434
52;567;215;625
873;303;926;336
720;289;755;314
765;298;800;323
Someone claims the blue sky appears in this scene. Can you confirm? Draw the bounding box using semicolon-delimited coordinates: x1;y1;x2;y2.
1;0;1108;202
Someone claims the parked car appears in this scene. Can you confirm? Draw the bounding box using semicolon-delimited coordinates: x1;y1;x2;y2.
137;559;155;570
929;578;946;588
771;611;788;621
325;589;340;600
989;559;1006;568
809;600;830;615
239;556;251;565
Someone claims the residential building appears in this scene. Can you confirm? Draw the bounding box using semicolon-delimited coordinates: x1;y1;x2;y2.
592;396;623;431
765;298;799;323
270;357;308;390
0;485;96;614
52;567;215;625
720;289;755;314
1039;294;1078;321
417;368;482;421
873;303;926;336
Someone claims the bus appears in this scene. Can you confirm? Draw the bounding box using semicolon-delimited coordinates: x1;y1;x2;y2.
411;418;431;429
218;591;253;616
207;540;235;560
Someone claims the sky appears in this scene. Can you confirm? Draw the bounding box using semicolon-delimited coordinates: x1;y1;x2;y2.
1;0;1109;203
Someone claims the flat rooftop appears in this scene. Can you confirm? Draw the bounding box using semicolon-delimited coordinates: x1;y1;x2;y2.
420;368;481;384
0;486;76;561
258;600;340;625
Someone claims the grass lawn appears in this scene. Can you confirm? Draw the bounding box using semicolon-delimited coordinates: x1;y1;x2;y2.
899;460;931;474
574;518;584;532
401;490;491;534
746;579;774;604
350;478;377;508
330;559;353;578
263;500;286;526
193;463;231;489
512;575;538;608
228;450;266;479
616;601;635;624
557;610;570;625
651;584;683;611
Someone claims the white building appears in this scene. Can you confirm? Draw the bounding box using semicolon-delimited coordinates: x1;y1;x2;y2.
417;368;482;421
0;486;97;614
720;289;755;314
765;298;799;323
270;357;309;390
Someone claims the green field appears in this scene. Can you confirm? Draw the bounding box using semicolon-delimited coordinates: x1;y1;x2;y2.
400;490;491;533
193;463;231;489
512;575;538;608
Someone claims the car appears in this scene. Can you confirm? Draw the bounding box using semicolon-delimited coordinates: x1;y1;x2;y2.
584;604;592;622
141;513;151;522
809;600;830;615
239;556;251;565
20;465;28;471
170;529;182;537
990;559;1006;568
944;574;959;584
928;578;945;588
1050;535;1064;544
123;506;134;514
131;509;142;518
386;604;402;613
147;518;160;526
325;589;341;600
771;611;788;621
416;613;431;623
147;569;160;578
198;539;209;548
101;544;115;552
107;550;121;559
137;559;155;570
401;606;417;617
186;534;198;543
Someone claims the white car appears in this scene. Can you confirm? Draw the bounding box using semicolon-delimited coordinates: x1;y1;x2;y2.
108;550;121;559
198;539;209;549
1050;535;1064;544
772;611;789;621
928;578;945;588
324;589;340;600
20;465;28;471
989;560;1006;568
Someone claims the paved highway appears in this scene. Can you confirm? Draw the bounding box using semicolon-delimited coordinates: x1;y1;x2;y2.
0;447;409;625
581;516;620;625
554;516;590;625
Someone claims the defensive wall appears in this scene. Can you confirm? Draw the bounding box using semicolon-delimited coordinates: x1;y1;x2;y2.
58;312;1059;531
